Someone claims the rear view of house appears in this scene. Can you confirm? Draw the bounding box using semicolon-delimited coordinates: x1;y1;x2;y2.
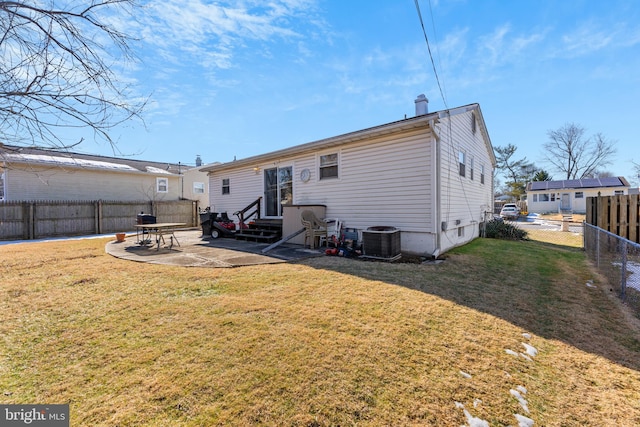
202;95;496;257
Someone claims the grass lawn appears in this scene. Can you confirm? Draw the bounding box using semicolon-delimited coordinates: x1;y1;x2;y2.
1;237;639;426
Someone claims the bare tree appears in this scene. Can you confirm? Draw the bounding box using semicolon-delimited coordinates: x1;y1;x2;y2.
543;123;616;180
0;0;145;151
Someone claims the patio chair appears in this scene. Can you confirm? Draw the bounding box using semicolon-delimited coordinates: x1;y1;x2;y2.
301;210;328;249
319;218;342;247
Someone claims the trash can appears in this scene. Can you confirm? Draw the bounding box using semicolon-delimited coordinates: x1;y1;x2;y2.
199;212;215;236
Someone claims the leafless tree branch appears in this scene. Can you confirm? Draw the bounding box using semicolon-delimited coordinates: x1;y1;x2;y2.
0;0;145;150
543;123;617;180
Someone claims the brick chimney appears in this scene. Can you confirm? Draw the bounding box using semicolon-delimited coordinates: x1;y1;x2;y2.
415;94;429;116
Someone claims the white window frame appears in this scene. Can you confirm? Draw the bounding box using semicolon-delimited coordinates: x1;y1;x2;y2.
319;152;339;180
575;192;584;199
156;177;168;193
458;151;466;177
540;193;550;202
193;182;205;194
222;178;230;195
480;164;485;184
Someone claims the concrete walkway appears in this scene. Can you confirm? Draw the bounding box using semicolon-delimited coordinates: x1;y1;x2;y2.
105;229;324;268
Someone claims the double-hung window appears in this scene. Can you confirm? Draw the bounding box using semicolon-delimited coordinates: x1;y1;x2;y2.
319;153;339;180
222;178;230;195
156;177;168;193
459;152;466;177
193;182;205;194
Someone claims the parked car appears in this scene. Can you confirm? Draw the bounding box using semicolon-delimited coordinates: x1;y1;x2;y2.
500;204;520;220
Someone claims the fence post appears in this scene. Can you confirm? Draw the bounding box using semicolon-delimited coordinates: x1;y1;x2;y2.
94;201;100;234
620;240;627;302
595;225;600;268
29;202;35;240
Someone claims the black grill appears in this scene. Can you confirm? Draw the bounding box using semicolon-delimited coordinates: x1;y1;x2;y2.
137;213;156;225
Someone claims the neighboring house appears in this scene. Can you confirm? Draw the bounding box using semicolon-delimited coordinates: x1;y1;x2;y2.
201;95;496;257
181;156;218;209
0;144;206;203
526;177;631;214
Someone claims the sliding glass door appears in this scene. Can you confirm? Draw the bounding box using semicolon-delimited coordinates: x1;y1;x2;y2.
264;166;292;217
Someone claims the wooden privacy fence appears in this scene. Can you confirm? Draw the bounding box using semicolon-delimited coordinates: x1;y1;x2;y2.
0;200;199;241
586;195;640;243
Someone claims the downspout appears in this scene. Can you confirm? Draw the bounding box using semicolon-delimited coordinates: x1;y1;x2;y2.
430;118;442;258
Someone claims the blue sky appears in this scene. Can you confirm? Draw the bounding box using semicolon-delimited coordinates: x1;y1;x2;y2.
78;0;640;184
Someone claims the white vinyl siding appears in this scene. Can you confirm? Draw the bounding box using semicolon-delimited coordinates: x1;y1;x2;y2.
210;128;435;234
435;110;494;253
2;165;180;201
295;129;434;233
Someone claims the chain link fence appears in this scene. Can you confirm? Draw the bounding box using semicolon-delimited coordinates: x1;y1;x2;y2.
584;223;640;315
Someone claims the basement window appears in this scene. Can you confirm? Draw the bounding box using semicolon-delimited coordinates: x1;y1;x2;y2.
319;153;339;180
222;178;230;195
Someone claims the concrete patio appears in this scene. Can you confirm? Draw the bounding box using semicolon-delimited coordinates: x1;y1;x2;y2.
105;229;324;267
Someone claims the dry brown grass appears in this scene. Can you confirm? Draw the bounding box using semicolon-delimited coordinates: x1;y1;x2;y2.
1;237;639;426
525;228;584;248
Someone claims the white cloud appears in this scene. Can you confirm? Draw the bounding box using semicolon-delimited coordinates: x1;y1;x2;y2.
135;0;322;70
562;24;614;56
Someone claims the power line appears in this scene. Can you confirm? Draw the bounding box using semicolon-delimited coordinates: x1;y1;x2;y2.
414;0;448;109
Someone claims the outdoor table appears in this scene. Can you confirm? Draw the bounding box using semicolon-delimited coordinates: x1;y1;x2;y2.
135;223;186;250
